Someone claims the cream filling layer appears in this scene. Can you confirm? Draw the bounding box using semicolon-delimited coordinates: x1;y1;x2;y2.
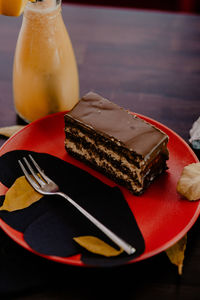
65;140;143;193
65;128;145;182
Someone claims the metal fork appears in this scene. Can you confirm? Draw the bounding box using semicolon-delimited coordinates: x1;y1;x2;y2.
18;154;136;255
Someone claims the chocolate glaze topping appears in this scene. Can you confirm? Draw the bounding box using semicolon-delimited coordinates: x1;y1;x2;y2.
66;92;169;158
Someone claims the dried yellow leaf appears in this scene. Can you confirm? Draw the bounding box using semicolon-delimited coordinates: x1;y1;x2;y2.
73;236;123;257
0;175;43;212
0;125;24;138
165;234;187;275
177;163;200;201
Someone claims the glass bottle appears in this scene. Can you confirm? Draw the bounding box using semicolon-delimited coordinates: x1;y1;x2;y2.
13;0;79;123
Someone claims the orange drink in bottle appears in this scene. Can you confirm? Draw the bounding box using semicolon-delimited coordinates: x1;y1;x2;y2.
13;0;79;122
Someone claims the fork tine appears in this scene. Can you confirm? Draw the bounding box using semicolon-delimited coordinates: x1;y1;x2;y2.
28;154;51;183
22;157;46;186
18;159;40;191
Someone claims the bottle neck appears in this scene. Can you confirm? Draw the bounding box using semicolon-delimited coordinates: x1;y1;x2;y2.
25;0;61;13
24;0;62;21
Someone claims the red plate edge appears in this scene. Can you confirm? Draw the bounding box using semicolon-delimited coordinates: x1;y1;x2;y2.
0;111;199;266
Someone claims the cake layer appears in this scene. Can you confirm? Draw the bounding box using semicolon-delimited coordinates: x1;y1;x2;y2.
65;119;143;167
65;137;167;194
64;92;169;195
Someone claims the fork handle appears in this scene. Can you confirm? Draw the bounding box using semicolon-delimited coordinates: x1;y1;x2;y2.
57;192;136;255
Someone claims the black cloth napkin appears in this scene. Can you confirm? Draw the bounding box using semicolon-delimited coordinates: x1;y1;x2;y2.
0;150;145;267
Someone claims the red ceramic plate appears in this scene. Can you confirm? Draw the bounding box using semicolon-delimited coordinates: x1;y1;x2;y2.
0;111;199;266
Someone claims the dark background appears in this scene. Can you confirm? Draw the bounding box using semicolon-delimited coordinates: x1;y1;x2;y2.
64;0;200;14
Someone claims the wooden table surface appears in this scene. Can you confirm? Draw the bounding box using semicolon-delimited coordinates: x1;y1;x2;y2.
0;4;200;299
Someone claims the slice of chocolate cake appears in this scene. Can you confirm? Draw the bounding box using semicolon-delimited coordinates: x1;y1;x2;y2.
64;92;169;195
